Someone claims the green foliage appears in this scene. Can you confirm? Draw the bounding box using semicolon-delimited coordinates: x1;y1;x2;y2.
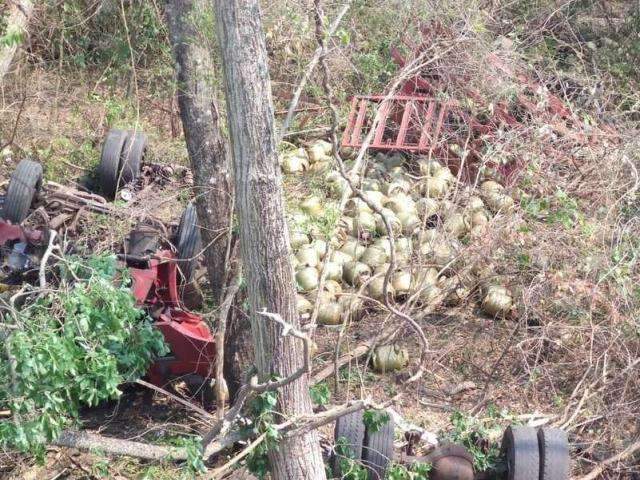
446;409;505;471
363;409;390;434
246;390;280;479
385;461;432;480
173;436;207;475
335;436;368;480
310;382;331;406
0;25;26;48
353;45;397;92
0;255;168;457
521;189;583;229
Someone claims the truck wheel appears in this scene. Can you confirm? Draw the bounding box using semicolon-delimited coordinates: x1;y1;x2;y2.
120;130;147;184
98;129;128;199
538;428;570;480
502;426;540;480
332;410;366;476
362;411;395;480
3;159;43;224
175;202;202;283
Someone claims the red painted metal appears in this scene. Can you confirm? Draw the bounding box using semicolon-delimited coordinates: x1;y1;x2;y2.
0;219;43;246
128;250;216;388
341;95;450;152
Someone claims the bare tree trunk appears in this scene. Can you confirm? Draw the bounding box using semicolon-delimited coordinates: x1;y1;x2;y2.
165;0;231;301
213;1;326;478
0;0;34;84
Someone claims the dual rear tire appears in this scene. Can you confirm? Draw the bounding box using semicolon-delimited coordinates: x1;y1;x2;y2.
333;410;395;480
502;426;570;480
98;128;147;199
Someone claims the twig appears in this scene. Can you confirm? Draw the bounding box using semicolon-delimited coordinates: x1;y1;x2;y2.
251;309;312;391
209;431;268;478
0;93;27;150
284;397;395;438
134;379;215;421
577;438;640;480
279;2;351;139
39;230;58;288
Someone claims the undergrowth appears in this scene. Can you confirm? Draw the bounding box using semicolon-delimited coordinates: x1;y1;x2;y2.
0;254;167;459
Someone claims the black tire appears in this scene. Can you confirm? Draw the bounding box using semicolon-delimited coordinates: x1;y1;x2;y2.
175;203;202;283
502;426;540;480
3;159;43;224
537;428;569;480
362;411;395;480
184;374;215;411
120;130;147;184
333;410;366;476
98;129;128;198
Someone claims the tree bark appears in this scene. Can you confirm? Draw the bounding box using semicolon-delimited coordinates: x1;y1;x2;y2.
0;0;34;85
165;0;231;302
213;1;326;478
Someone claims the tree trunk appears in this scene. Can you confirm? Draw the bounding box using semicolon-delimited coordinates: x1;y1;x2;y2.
165;0;231;301
0;0;34;85
213;1;326;478
223;307;253;401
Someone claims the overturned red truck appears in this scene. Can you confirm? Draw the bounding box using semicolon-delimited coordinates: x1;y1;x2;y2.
0;131;217;406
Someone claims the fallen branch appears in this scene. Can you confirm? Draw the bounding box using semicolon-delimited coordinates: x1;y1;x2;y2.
578;438;640;480
53;428;247;462
54;430;189;461
312;344;369;384
135;379;215;421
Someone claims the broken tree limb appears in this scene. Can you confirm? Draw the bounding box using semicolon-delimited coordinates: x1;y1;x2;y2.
54;430;189;461
53;428;247;462
0;0;34;84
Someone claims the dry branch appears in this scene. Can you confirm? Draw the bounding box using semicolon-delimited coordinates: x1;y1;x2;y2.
578;438;640;480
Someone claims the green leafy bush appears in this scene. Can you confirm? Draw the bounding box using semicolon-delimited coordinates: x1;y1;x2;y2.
0;255;167;458
386;461;431;480
446;409;503;471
